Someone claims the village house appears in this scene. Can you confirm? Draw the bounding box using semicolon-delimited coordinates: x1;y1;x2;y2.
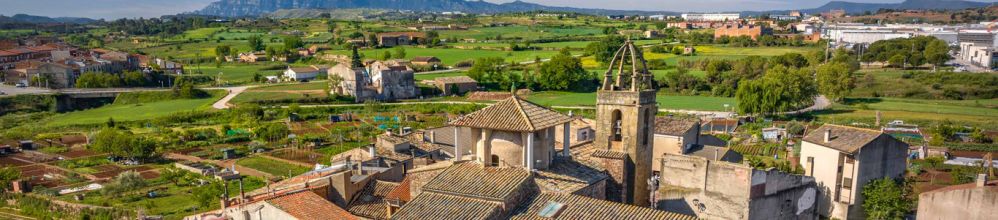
715;24;773;40
800;124;909;220
410;56;441;67
553;115;596;149
651;117;742;172
431;75;477;96
238;52;266;63
282;65;329;82
154;58;184;74
328;61;419;102
376;32;426;47
5;61;76;88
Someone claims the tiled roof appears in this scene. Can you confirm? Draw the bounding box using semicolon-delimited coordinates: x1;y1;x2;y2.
803;124;886;153
685;145;742;163
509;192;697;220
534;158;608;194
390;192;503;220
655;117;699;136
266;190;358;220
385;177;412;203
290;67;320;73
421;161;531;201
450;96;573;132
591;149;627;159
0;50;15;56
434;76;477;84
347;180;399;220
412;56;439;62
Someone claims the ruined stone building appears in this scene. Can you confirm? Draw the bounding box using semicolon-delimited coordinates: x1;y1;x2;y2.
658;154;818;220
328;61;419;102
800;124;909;220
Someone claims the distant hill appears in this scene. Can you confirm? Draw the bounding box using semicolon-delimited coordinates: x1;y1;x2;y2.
0;14;96;24
196;0;998;18
194;0;678;17
796;0;996;15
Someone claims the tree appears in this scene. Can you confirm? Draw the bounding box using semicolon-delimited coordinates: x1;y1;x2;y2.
192;179;225;209
368;33;379;47
816;63;856;101
350;45;364;68
247;35;264;51
159;168;184;186
393;47;406;59
537;48;591;91
101;171;147;195
380;51;392;60
736;66;817;115
585;35;626;65
283;36;304;50
923;39;951;69
862;178;913;219
122;71;148;87
467;57;509;87
888;54;906;68
214;45;231;61
0;166;20;192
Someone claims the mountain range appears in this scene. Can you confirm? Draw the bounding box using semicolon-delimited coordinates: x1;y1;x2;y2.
0;14;96;24
194;0;998;18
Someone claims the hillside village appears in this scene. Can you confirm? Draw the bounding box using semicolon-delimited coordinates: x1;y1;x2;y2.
0;1;996;220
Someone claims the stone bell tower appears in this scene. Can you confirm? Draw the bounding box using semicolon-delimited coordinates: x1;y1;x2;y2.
592;40;657;207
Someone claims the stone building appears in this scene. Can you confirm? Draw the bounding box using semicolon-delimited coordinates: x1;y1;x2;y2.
917;174;998;220
658;154;817;220
328;61;419;102
554;116;595;149
432;75;477;96
653;117;700;172
800;124;909;220
591;40;657;207
714;24;773;40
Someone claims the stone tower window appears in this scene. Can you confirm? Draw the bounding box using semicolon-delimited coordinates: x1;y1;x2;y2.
612;110;622;141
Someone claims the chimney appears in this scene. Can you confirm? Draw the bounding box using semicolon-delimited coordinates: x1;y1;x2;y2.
714;148;719;161
369;145;377;159
978;174;989;187
824;129;832;143
568;110;574;117
429;131;436;144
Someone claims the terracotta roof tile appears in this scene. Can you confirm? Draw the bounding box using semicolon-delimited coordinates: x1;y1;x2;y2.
266;190;358;220
385;177;412;203
390;192;503;220
450;96;573;132
803;124;892;153
510;192;697;220
347;180;399;220
534;158;608;194
421;161;531;201
655;117;699;136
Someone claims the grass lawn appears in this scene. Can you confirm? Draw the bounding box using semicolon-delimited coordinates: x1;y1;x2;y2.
252;82;329;91
186;62;285;83
841;97;998;118
327;46;578;66
44;91;226;126
526;91;737;111
438;26;603;41
414;71;469;81
236;155;311;177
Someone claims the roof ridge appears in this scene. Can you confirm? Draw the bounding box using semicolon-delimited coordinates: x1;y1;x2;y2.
824;123;883;133
511;97;535;131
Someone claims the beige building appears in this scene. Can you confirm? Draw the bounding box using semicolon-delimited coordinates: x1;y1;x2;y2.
800;124;909;220
185;189;358;220
431;75;477;96
659;153;818;220
554;116;595;149
328;61;420;102
917;175;997;220
653;117;701;171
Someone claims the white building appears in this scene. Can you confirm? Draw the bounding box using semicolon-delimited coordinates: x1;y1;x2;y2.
282;66;324;82
681;13;740;22
960;42;998;70
825;29;912;45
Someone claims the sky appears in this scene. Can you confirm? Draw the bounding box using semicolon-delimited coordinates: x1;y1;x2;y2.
0;0;981;20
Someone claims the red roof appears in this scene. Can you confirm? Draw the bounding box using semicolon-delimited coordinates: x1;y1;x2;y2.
0;50;15;56
266;190;358;220
385;177;412;203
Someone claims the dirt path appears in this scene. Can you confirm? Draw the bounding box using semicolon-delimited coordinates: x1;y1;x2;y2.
212;86;254;109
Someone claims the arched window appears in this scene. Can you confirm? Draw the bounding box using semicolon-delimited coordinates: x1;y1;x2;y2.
611;110;622;142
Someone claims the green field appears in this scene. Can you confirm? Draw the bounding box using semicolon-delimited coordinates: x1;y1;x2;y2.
449;39;662;49
438;26;603;41
236;156;311;177
414;71;469;81
527;91;737;111
44;91;226;126
840;98;998;118
185;62;285;83
329;46;578;66
251;82;329;91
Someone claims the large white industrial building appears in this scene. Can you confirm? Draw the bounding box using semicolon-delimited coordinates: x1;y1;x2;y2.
681;13;740;22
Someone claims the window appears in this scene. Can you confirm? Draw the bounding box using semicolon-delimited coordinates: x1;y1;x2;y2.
538;201;565;218
611;110;622;141
842;177;853;189
491;155;500;167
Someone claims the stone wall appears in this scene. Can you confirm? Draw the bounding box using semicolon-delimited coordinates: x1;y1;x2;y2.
917;185;998;220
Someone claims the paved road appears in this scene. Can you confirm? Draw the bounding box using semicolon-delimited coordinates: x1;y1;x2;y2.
0;84;50;97
784;95;831;115
212;86;255;109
